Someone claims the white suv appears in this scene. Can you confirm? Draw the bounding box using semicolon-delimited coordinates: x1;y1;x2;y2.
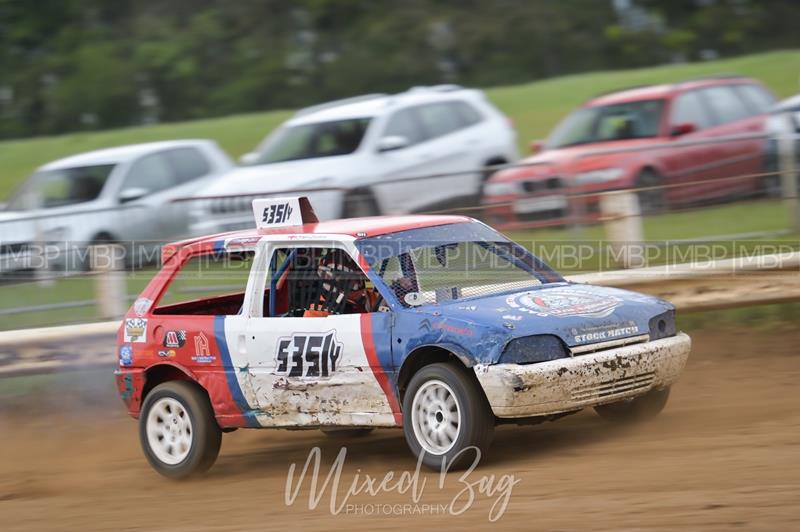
190;85;518;232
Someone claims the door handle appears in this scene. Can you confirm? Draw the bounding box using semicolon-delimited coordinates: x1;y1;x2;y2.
237;334;247;355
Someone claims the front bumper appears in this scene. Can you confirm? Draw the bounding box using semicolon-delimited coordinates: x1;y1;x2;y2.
475;332;691;418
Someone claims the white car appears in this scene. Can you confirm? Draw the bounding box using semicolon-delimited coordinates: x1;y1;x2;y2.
0;140;233;273
190;85;518;233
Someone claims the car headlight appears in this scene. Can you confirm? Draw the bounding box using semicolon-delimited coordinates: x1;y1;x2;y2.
499;334;568;364
574;168;624;185
649;310;676;341
484;181;520;196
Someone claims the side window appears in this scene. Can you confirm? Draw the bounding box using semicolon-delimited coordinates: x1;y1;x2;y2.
265;246;382;317
734;84;775;115
416;102;464;139
124;152;177;195
701;86;752;125
671;91;713;130
165;147;212;184
453;101;484;127
383;108;426;146
154;251;254;315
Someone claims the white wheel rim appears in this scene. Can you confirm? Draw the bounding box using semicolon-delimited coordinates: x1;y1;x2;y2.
411;379;461;455
146;397;193;465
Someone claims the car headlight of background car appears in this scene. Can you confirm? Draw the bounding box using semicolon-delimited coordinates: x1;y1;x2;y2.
574;167;624;185
649;309;677;341
499;334;568;364
484;181;520;196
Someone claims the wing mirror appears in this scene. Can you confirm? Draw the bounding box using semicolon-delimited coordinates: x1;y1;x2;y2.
239;152;260;165
118;187;149;203
670;122;696;137
377;135;409;152
529;139;545;154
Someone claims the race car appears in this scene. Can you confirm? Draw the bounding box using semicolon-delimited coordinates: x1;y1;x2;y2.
115;196;691;478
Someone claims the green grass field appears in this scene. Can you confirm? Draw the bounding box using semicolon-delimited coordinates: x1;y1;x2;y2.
0;50;798;199
1;50;799;330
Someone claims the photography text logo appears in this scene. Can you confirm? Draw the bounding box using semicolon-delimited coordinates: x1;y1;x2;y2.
285;446;520;522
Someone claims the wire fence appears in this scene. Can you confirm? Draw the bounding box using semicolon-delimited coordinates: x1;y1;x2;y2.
0;127;798;328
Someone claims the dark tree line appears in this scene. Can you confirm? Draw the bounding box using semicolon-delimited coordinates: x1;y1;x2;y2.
0;0;797;139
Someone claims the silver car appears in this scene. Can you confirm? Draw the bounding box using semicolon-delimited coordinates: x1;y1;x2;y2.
0;140;233;273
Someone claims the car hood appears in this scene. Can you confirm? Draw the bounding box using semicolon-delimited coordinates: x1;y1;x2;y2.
426;282;672;349
493;138;659;181
0;211;26;222
196;157;356;196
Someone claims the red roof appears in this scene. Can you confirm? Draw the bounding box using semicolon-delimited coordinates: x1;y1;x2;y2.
170;214;471;251
587;77;756;107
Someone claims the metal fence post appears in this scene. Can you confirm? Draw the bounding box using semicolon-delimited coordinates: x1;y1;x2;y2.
92;244;126;319
777;112;800;233
600;191;644;269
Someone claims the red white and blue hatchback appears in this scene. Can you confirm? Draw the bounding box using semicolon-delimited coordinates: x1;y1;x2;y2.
116;197;691;478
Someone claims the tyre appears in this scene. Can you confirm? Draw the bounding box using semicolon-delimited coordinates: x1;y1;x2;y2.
320;427;374;438
481;158;507;183
139;381;222;480
594;386;671;423
342;188;380;218
403;362;494;471
636;169;665;215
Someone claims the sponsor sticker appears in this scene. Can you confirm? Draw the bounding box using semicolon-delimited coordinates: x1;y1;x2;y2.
571;322;640;344
506;290;621;318
133;298;153;317
119;345;133;366
124;318;148;343
191;332;216;363
404;292;423;306
163;330;187;348
157;349;176;358
276;330;342;378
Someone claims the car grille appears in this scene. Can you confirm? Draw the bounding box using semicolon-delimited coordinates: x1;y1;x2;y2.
0;242;31;256
570;371;656;403
521;176;564;194
210;196;254;215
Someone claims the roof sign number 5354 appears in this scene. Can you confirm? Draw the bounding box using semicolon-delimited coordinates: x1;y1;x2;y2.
262;203;293;225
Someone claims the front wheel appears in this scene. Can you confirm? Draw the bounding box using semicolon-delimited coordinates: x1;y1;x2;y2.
403;363;494;471
594;386;671;423
139;381;222;479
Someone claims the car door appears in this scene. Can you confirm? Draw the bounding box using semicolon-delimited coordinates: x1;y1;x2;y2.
112;151;178;261
373;102;482;213
696;85;763;198
660;89;721;204
238;241;396;427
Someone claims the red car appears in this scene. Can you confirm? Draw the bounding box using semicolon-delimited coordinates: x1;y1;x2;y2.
483;76;776;227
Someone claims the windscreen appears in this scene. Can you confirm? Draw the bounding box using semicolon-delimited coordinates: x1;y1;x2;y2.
6;164;115;210
356;221;564;307
546;99;665;149
254;118;371;164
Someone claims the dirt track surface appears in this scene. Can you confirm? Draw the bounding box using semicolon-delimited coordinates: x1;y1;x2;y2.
1;326;798;531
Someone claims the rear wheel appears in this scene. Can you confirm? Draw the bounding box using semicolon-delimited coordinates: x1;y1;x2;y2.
139;381;222;479
594;386;671;423
636;169;665;215
403;363;494;470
